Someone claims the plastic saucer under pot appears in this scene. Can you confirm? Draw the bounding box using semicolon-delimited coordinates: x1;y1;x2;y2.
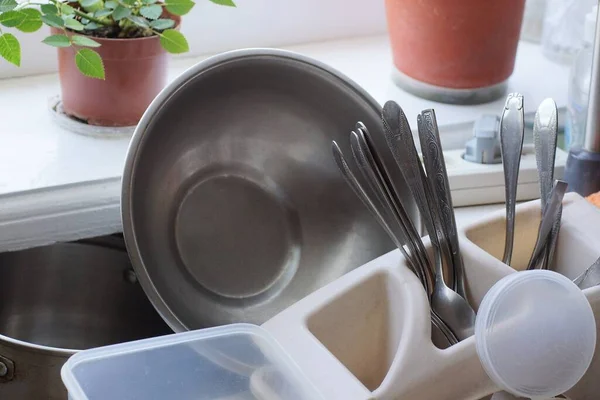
475;270;596;399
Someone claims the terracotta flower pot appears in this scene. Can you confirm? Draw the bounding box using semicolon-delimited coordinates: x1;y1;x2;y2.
53;20;178;127
385;0;526;104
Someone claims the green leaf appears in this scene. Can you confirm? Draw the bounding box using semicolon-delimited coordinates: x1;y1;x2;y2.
60;3;75;14
112;5;130;20
209;0;235;6
149;18;174;30
80;0;102;12
121;0;135;5
104;0;117;8
142;0;158;4
72;34;101;47
42;33;71;47
159;29;188;53
41;13;64;28
41;3;58;14
0;10;25;27
94;8;112;17
85;21;99;29
80;0;100;8
64;16;84;30
126;15;149;27
0;33;20;66
1;9;43;32
164;0;193;16
16;8;43;33
75;48;104;79
0;0;17;12
140;4;161;19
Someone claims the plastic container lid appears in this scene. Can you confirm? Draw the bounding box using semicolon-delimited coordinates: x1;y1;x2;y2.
61;323;324;400
475;270;596;399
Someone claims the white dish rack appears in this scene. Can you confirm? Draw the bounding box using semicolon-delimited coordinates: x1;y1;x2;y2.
262;193;600;400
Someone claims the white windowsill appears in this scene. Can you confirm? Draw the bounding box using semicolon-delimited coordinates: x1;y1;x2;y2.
0;34;571;252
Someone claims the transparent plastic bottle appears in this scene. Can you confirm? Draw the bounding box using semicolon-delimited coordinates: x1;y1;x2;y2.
542;0;595;64
565;6;597;149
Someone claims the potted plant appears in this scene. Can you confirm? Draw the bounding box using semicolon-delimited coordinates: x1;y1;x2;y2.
385;0;525;105
0;0;235;126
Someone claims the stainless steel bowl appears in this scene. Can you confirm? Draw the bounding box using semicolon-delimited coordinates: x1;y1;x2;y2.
122;48;418;331
0;239;172;399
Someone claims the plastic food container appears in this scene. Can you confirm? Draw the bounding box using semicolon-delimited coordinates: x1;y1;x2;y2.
61;323;323;400
475;270;596;399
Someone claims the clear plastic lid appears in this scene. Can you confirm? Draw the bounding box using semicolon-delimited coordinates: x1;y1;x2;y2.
61;323;324;400
475;270;596;399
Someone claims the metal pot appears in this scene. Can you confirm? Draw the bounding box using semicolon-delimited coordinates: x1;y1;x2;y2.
0;238;173;399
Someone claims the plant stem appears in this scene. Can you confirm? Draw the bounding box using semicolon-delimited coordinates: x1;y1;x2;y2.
15;1;44;9
16;0;113;27
72;8;112;26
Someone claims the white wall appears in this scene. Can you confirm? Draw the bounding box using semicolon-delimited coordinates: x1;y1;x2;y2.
0;0;387;79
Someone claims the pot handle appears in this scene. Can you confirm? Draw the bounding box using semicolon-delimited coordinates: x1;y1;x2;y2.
0;354;14;382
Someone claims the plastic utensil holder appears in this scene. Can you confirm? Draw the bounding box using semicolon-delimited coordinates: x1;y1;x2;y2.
262;192;600;400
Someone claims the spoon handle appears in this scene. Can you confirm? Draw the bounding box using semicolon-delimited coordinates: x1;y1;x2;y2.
350;129;433;291
500;93;525;266
533;98;560;270
526;180;568;270
431;308;459;346
331;141;419;274
381;101;452;286
418;109;468;301
573;255;600;289
333;140;458;346
381;102;434;238
545;208;561;270
534;98;559;211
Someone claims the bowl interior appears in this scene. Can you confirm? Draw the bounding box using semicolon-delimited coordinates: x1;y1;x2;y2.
126;52;415;329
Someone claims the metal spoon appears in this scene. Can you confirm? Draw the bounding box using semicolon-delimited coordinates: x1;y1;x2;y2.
343;134;458;346
418;109;468;301
350;129;433;290
380;102;474;341
417;109;476;340
348;129;424;277
532;98;559;270
534;98;559;213
526;180;568;270
353;126;464;345
500;93;525;266
332;141;416;275
381;101;455;289
573;256;600;290
331;141;457;346
355;123;432;278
